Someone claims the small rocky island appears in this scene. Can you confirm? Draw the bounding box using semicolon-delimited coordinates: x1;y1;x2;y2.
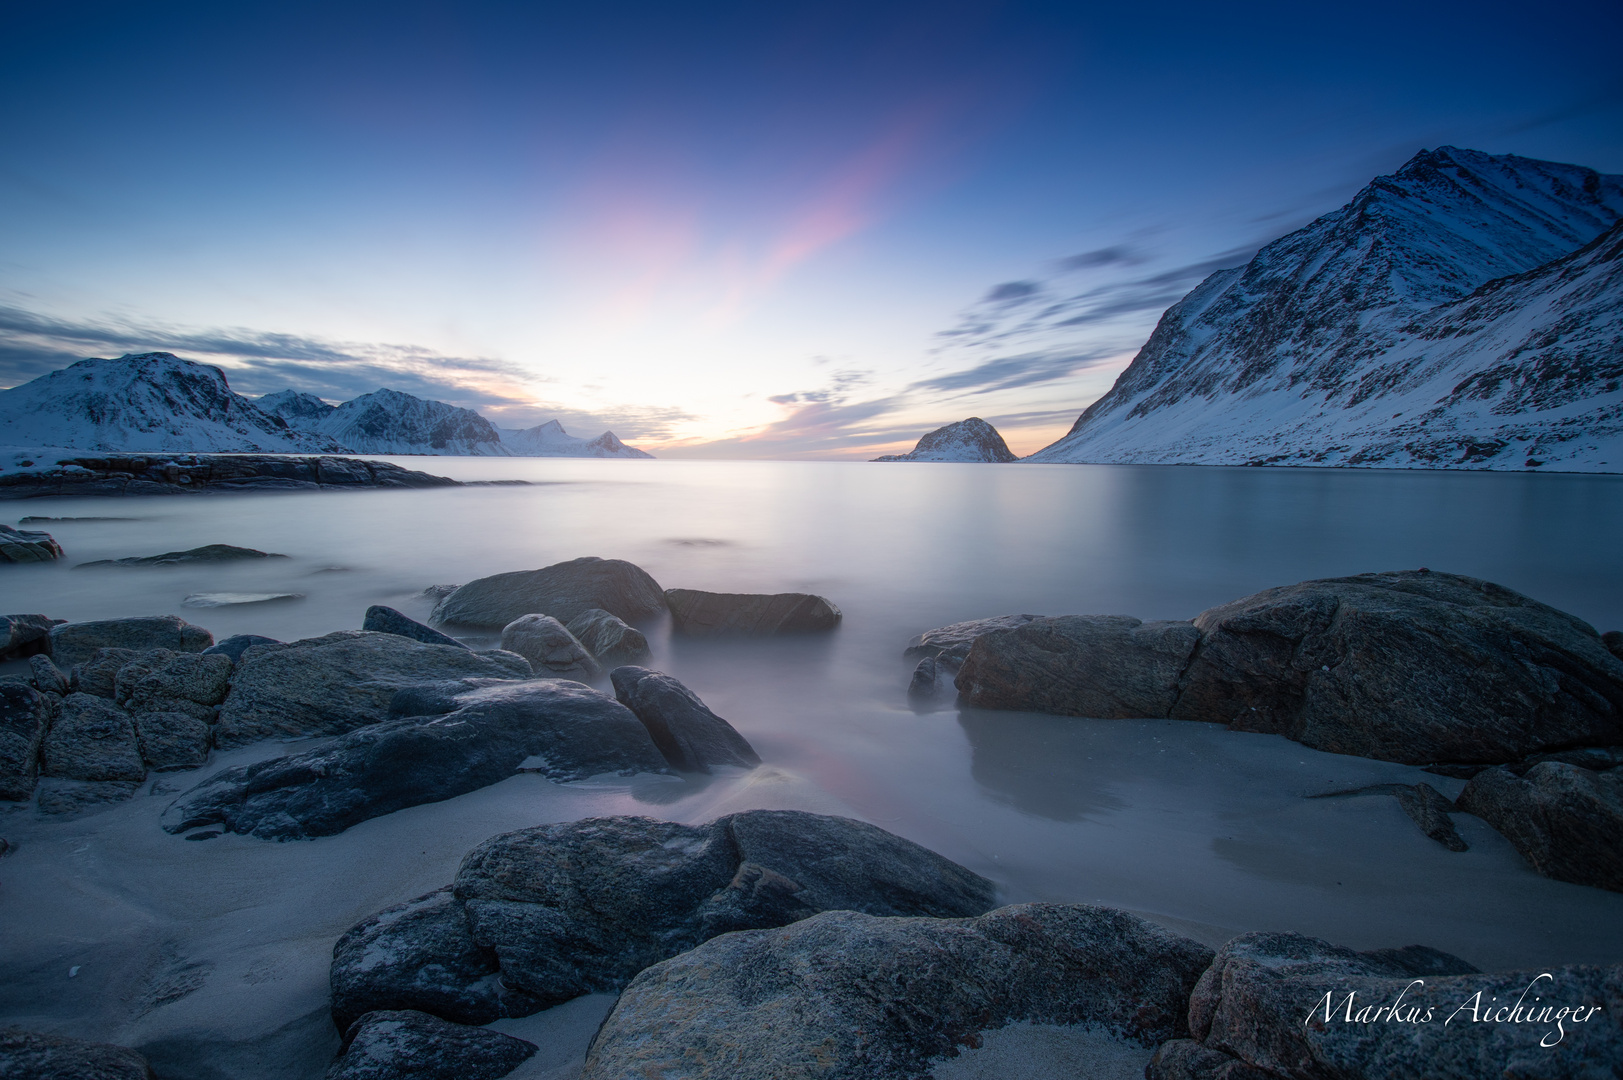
871;417;1019;462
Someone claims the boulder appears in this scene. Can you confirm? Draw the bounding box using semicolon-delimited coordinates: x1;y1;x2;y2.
69;648;140;698
40;693;145;782
27;654;69;696
610;666;760;772
665;588;841;636
200;633;281;662
213;631;531;749
49;615;213;671
1606;630;1623;661
904;613;1040;661
431;557;666;629
164;680;668;840
1456;762;1623;892
499;615;600;680
114;650;233;721
0;1028;156;1079
581;904;1215;1080
907;655;951;702
0;523;63;563
362;605;468;649
1148;931;1623;1080
956;615;1202;719
327;1010;536;1080
75;543;287;567
566;608;651;666
136;711;213;771
331;811;999;1026
1;613;58;659
0;684;53;799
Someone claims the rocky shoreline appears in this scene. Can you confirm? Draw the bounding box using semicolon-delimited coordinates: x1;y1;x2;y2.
0;454;462;500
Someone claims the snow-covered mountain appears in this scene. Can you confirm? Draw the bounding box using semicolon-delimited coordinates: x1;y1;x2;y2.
873;417;1018;462
291;388;511;456
0;353;344;453
499;419;655;458
258;389;336;426
1030;147;1623;472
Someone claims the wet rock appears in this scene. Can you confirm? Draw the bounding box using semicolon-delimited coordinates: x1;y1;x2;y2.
75;543;287;567
431;556;666;629
40;693;145;782
115;650;233;721
907;655;948;702
956;615;1202;719
328;1010;536;1080
34;778;144;817
1;613;58;659
499;615;600;680
665;588;841;636
0;522;64;563
1456;762;1623;892
181;591;303;608
566;608;651;666
136;712;212;771
904;613;1041;661
49;615;213;671
1150;931;1623;1080
609;666;759;772
69;648;139;698
0;683;53;799
164;680;667;840
581;904;1214;1080
1522;745;1623;772
362;605;468;649
332;811;999;1025
0;1028;156;1079
27;654;68;696
200;633;281;662
1604;629;1623;660
1309;782;1467;851
213;630;531;749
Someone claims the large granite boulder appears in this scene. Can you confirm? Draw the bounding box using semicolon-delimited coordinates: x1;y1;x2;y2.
362;605;468;649
0;1028;156;1079
0;684;53;799
566;608;651;666
905;614;1041;661
610;666;760;772
327;1010;536;1080
1456;762;1623;892
431;557;666;629
28;654;69;697
1;613;58;659
499;615;600;680
1147;931;1621;1080
49;615;213;671
213;631;531;749
135;711;213;771
76;543;286;567
40;693;145;782
665;588;841;636
200;633;281;662
331;811;998;1028
0;523;63;563
164;680;668;840
114;650;233;721
69;648;139;698
582;904;1215;1080
957;615;1202;719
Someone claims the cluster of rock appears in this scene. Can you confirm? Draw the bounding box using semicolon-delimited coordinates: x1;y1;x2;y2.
0;522;64;563
0;454;460;499
907;569;1623;893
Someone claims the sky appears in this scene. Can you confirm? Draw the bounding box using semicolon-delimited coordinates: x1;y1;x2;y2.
1;0;1620;458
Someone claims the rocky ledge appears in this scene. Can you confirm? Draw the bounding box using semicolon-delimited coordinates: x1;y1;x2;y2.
0;454;460;498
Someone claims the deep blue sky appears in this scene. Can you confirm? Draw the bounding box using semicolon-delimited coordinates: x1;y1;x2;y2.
2;0;1619;455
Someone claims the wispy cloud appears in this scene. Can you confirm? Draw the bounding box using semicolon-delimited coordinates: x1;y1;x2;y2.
908;348;1120;395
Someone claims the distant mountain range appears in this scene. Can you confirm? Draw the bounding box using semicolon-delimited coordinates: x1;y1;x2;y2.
1030;147;1623;472
0;354;654;458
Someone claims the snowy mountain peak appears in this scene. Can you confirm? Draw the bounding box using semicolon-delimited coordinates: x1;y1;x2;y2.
258;389;336;425
873;417;1017;462
500;420;654;457
299;388;509;456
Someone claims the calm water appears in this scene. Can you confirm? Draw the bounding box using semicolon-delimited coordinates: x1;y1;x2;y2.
5;460;1623;1055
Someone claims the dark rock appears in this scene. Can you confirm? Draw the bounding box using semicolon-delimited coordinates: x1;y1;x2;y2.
956;615;1202;719
213;631;531;749
75;544;287;567
0;454;459;499
332;810;999;1025
0;1028;156;1079
498;615;599;680
181;591;303;608
581;904;1214;1080
904;613;1040;661
136;712;212;771
163;680;668;840
1603;629;1623;660
27;654;68;696
566;608;651;666
49;615;213;671
0;684;52;800
665;588;841;636
1;614;58;659
1457;762;1623;892
200;633;281;662
114;650;233;721
610;666;760;772
907;655;947;702
431;557;666;629
40;694;145;782
1523;745;1623;772
1308;783;1467;851
0;523;64;563
362;606;468;649
34;778;143;817
327;1010;536;1080
69;648;139;698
